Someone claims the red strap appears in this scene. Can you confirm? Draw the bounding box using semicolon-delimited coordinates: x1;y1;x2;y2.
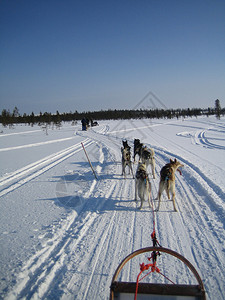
177;168;182;175
134;260;160;300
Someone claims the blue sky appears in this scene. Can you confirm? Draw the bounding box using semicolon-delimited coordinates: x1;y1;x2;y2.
0;0;224;114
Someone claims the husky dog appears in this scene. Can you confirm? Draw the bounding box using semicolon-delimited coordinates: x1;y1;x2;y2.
135;163;152;209
156;158;184;212
133;139;143;162
121;141;134;178
123;139;131;151
140;146;156;179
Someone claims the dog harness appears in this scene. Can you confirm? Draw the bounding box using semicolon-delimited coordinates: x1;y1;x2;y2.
136;169;148;182
161;166;172;182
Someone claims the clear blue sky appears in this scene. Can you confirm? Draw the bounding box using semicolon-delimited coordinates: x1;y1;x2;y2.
0;0;224;114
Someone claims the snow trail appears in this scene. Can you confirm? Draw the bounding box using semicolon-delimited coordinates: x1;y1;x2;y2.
0;129;41;137
0;136;76;152
1;118;224;300
0;139;93;197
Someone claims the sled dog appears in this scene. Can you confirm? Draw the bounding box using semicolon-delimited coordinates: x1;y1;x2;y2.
156;158;184;212
133;139;143;162
122;139;131;151
140;146;156;179
135;162;152;209
121;141;134;178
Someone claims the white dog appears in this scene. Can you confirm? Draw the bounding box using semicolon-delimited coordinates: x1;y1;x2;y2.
140;146;156;179
156;158;184;212
135;163;152;209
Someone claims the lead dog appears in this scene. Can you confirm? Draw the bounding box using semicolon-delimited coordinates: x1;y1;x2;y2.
135;162;152;209
123;139;131;151
156;158;184;212
121;141;134;178
140;146;156;179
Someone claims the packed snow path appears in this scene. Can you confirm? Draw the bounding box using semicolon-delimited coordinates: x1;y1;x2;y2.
0;117;224;300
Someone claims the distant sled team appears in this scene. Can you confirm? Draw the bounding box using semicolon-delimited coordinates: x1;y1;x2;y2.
121;139;183;212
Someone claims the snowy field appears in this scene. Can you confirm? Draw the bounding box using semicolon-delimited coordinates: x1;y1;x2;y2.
0;116;224;300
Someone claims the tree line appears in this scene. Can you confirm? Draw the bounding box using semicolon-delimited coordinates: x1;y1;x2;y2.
0;100;223;128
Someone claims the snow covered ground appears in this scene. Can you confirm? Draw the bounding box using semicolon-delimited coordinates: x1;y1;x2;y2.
0;116;224;300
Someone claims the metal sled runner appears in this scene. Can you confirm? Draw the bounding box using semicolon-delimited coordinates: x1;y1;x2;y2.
110;247;206;300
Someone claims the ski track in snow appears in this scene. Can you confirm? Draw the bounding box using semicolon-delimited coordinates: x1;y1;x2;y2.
0;136;77;152
0;139;94;197
1;119;225;300
0;129;41;137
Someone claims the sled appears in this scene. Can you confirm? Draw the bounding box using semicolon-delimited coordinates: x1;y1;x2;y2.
110;247;206;300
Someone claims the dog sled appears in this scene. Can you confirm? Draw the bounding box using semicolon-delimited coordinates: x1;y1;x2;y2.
110;246;206;300
112;140;206;299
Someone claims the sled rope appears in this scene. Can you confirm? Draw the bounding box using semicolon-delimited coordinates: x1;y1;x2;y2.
134;249;176;300
134;251;176;299
135;258;160;300
134;186;176;300
149;187;161;255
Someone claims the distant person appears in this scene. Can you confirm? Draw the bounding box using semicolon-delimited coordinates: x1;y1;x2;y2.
81;118;87;131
